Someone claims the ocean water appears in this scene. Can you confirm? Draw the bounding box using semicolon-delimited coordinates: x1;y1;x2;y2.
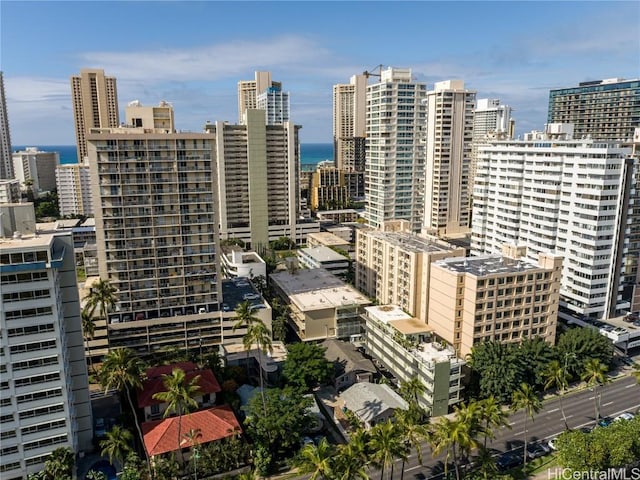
14;143;334;170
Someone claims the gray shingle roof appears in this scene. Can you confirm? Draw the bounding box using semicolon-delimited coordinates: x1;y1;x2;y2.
338;382;408;424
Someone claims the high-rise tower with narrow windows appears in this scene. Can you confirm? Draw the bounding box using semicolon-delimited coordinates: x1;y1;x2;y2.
423;80;476;237
237;71;283;124
548;78;640;142
333;74;367;172
364;68;426;231
0;72;13;179
70;69;120;162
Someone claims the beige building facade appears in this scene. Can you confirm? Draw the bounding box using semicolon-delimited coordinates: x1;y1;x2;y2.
363;305;464;416
87;125;223;356
125;100;175;131
333;74;367;172
71;69;119;162
428;244;562;357
237;71;281;123
55;163;93;217
356;221;465;319
423;80;476;237
270;268;370;341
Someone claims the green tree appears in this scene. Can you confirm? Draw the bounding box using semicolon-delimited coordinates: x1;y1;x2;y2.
477;396;510;449
333;428;370;480
81;308;98;377
152;367;201;463
543;359;571;430
395;407;429;474
272;310;288;342
398;377;426;409
295;438;336;480
100;425;134;466
517;337;556;390
83;278;118;322
368;420;408;480
243;387;314;466
473;446;498;480
430;416;476;480
100;348;152;476
468;341;526;403
510;383;542;471
556;327;613;379
42;447;74;480
581;358;609;425
282;342;333;391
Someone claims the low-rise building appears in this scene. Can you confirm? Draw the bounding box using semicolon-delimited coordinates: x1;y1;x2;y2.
297;245;351;276
270;268;371;341
428;244;562;357
363;305;464;416
12;147;59;196
321;339;376;391
0;178;20;203
221;341;287;386
137;362;221;422
306;231;352;252
221;247;266;279
336;382;408;429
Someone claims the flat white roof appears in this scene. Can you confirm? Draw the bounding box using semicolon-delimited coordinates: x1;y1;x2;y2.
0;232;55;250
365;305;412;324
299;246;348;263
306;231;350;246
271;268;369;311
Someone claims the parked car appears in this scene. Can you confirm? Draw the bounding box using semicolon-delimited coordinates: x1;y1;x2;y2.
548;437;558;451
597;416;613;428
526;442;549;459
613;412;634;422
496;451;523;471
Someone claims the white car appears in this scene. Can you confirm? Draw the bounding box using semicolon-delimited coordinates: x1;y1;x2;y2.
613;412;634;422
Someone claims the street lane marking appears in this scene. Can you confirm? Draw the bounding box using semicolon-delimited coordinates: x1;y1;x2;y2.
625;384;635;388
548;408;559;413
601;401;613;407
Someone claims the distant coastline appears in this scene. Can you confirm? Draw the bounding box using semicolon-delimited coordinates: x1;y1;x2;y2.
14;143;334;170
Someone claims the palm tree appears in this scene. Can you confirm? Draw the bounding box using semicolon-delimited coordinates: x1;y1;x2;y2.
544;359;571;430
100;348;152;476
42;447;74;480
398;377;426;409
295;437;336;480
368;420;408;480
395;408;429;480
452;401;483;468
474;446;498;480
232;301;262;378
477;396;510;449
581;358;609;424
183;428;202;480
430;417;454;480
81;308;98;377
334;429;370;480
152;367;201;464
100;425;134;466
510;383;542;471
83;278;118;321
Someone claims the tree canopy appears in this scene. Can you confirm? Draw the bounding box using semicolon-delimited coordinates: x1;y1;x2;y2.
282;342;333;391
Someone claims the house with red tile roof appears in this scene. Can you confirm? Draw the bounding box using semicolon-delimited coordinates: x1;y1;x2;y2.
142;405;242;457
138;361;221;422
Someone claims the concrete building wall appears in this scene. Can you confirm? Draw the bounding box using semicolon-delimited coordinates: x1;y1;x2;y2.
0;72;13;179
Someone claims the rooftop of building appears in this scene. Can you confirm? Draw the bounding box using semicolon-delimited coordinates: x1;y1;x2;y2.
299;246;349;263
142;405;241;457
222;342;288;363
413;341;461;365
306;231;351;246
360;230;456;254
433;255;546;277
320;339;376;376
338;382;408;423
270;268;369;311
0;231;56;250
365;305;412;323
221;278;266;312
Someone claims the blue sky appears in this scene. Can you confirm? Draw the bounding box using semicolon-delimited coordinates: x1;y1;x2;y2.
2;1;639;145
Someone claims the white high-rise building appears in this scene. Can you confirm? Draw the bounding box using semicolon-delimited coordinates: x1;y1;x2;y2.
55;162;93;217
0;72;13;180
12;147;60;196
333;74;367;172
0;204;92;478
423;80;476;237
364;68;426;231
472;123;637;321
256;86;290;125
471;99;514;189
237;71;282;124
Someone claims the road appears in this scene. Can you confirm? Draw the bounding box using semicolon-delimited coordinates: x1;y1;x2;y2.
286;374;640;480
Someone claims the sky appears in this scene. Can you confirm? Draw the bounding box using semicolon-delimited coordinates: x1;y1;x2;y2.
2;1;639;145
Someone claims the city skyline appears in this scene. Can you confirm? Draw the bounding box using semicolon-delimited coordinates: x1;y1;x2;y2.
2;1;639;145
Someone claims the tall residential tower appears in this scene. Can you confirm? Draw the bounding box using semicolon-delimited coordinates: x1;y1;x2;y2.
364;68;426;231
423;80;476;237
71;69;120;162
237;71;283;124
333;74;367;172
0;72;13;179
